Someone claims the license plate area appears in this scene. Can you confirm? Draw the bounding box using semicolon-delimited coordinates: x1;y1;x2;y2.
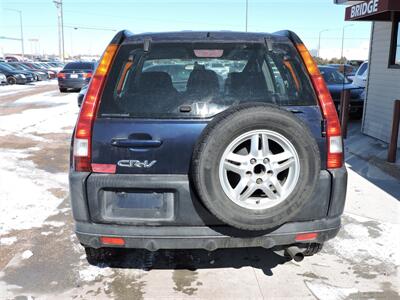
70;74;79;78
97;189;175;223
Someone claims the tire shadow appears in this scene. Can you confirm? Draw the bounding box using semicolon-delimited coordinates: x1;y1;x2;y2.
93;247;290;276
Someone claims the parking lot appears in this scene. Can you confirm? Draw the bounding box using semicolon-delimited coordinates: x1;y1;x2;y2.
0;82;398;299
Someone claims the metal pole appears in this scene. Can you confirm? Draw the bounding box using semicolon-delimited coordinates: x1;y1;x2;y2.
60;0;65;62
341;24;354;61
340;26;345;60
53;0;65;62
4;9;24;58
245;0;248;32
388;100;400;163
18;11;24;58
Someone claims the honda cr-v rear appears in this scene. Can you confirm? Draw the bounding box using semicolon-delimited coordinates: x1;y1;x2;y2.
69;30;347;264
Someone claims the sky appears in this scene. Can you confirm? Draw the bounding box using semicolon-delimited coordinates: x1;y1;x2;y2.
0;0;372;59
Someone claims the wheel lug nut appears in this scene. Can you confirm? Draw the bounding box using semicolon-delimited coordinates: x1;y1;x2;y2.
263;158;269;163
256;178;263;184
250;158;256;164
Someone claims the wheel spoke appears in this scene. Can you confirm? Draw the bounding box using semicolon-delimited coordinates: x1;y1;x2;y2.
271;151;293;163
234;178;250;196
260;184;278;199
269;177;283;196
275;158;295;173
226;152;247;164
250;134;260;156
261;134;271;156
239;183;256;201
224;161;243;174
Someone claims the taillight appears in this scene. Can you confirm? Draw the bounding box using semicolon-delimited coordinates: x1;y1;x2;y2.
73;44;118;172
57;72;65;79
295;43;343;169
83;72;92;79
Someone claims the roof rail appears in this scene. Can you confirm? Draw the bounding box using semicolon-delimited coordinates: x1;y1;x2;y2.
110;30;134;45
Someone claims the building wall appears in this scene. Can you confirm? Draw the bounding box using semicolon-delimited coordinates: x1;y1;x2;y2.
363;21;400;146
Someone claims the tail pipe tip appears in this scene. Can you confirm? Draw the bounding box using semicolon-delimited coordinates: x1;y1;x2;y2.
285;246;305;262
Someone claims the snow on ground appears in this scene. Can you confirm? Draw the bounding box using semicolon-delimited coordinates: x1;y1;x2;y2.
0;148;68;235
0;237;17;246
0;81;57;97
0;89;78;235
0;92;77;138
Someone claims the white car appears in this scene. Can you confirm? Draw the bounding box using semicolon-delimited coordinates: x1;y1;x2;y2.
0;73;7;85
352;61;368;88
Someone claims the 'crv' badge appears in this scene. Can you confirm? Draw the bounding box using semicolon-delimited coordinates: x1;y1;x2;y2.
117;160;157;168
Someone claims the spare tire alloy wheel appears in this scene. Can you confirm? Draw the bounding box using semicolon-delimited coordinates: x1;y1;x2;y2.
192;103;320;231
219;129;300;210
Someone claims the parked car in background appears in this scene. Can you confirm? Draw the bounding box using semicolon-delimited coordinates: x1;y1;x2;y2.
0;62;34;84
0;73;7;85
7;62;48;81
346;60;364;70
21;62;57;79
319;65;364;119
327;64;357;82
352;61;368;88
44;62;64;73
77;84;88;106
57;61;95;92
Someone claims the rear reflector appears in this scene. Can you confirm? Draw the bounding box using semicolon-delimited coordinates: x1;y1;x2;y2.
73;43;119;172
91;163;116;174
295;43;343;169
295;232;318;241
100;236;125;246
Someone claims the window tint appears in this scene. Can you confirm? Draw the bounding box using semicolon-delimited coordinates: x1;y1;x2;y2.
320;67;349;84
99;42;316;118
63;62;94;70
356;62;368;76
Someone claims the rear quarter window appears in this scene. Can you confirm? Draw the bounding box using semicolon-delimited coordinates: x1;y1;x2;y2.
99;40;317;119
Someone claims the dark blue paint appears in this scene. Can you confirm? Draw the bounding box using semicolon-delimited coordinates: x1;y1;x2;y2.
91;105;327;174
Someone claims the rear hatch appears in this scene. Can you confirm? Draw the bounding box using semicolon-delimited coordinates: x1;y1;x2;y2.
92;38;327;174
76;33;342;225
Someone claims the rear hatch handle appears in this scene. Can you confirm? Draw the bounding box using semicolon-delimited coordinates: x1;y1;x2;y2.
111;138;163;148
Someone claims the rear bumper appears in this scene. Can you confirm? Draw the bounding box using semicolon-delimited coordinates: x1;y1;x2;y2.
69;167;347;250
76;217;341;251
58;79;88;89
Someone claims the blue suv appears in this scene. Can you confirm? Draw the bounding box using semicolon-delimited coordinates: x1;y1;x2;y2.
69;30;347;264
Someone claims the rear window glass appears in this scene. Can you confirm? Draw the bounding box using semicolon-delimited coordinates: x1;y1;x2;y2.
64;62;94;70
99;41;316;118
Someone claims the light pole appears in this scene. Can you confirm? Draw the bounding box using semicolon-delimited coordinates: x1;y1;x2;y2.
245;0;248;32
5;8;24;58
53;0;65;62
340;24;354;62
317;29;331;58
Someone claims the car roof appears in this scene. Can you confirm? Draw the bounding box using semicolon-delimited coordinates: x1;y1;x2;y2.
124;31;288;44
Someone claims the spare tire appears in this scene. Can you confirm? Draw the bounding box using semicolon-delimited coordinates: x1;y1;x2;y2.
192;103;321;231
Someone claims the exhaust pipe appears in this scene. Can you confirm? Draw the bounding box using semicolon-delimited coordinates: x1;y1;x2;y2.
285;246;305;262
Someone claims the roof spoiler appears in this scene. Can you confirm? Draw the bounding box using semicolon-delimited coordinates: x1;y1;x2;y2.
110;30;134;45
273;30;304;45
